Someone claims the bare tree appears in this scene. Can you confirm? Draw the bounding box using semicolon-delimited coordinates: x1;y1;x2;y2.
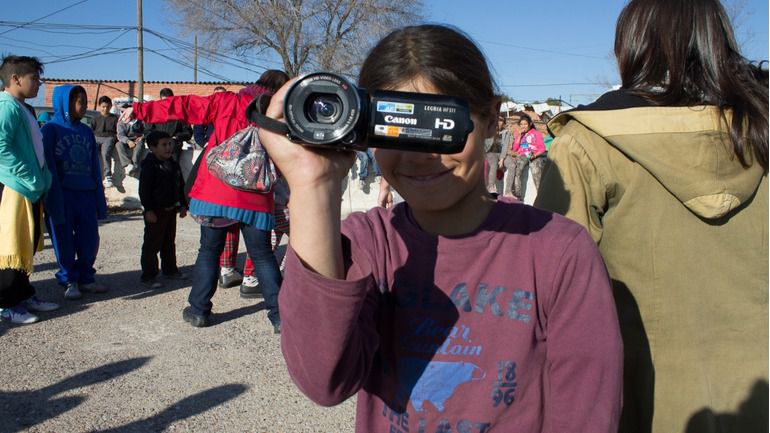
165;0;424;78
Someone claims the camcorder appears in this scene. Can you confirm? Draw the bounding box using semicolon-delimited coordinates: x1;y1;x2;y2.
246;72;474;154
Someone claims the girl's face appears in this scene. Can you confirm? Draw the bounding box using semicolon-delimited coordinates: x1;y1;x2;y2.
373;77;496;231
518;120;530;133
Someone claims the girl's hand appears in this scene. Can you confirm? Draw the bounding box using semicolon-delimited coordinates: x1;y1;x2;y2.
258;79;355;193
257;79;352;279
378;178;393;208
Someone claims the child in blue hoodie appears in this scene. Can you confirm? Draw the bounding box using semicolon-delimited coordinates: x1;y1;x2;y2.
42;85;108;300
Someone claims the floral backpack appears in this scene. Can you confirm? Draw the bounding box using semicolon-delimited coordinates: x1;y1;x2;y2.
204;125;277;192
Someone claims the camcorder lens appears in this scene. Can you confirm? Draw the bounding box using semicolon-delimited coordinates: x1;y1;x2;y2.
306;94;342;124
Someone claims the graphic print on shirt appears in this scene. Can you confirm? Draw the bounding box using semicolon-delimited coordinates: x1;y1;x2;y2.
381;279;534;432
55;133;92;177
397;357;485;412
491;360;517;408
379;280;535;433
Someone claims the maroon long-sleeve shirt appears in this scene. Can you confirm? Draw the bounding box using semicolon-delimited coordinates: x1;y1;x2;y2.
280;199;623;433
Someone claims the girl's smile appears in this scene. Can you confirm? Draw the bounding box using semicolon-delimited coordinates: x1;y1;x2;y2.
374;76;498;235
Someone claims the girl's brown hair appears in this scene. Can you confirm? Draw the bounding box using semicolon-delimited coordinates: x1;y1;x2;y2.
358;25;498;121
257;70;290;92
615;0;768;169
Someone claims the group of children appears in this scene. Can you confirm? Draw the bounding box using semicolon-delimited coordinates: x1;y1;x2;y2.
3;1;763;429
0;56;191;323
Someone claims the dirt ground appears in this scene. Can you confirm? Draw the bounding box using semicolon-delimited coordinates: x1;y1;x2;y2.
0;210;355;433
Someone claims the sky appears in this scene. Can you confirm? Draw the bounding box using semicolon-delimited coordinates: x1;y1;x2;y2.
1;0;767;107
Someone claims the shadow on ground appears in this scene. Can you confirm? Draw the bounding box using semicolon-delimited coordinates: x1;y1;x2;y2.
0;357;247;432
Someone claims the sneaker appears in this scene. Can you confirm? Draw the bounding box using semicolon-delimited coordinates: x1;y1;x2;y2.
64;282;82;300
239;275;262;299
103;176;114;188
182;306;209;328
0;305;39;324
81;282;108;293
23;296;60;312
141;279;164;289
218;269;243;289
374;175;382;184
162;272;188;280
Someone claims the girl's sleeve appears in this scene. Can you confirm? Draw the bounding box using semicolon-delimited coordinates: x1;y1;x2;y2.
541;228;623;432
511;132;521;155
133;94;215;125
532;131;546;156
534;131;609;243
279;228;381;407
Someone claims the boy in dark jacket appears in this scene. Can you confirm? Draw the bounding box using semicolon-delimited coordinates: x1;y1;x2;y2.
138;130;187;288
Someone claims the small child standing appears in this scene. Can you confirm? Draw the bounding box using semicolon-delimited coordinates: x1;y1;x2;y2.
42;84;108;300
138;130;187;289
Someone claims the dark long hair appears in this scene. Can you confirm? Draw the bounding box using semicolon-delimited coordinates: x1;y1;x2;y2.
518;113;535;133
358;25;498;121
615;0;768;169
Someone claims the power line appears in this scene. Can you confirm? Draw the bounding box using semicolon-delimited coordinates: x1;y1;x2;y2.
0;21;131;35
500;82;607;88
44;47;136;65
144;27;282;72
0;0;91;36
477;39;608;60
144;48;232;82
42;29;132;63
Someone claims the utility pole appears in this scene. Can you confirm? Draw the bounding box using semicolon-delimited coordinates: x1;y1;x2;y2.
137;0;144;101
193;34;198;83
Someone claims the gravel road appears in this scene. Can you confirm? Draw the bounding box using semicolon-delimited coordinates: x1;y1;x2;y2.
0;210;356;433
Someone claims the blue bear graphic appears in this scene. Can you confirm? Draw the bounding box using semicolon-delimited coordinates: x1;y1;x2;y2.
397;358;485;412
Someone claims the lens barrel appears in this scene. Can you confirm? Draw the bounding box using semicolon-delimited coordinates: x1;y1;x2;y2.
284;73;364;145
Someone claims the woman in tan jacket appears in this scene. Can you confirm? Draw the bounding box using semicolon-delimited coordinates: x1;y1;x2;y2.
535;0;768;432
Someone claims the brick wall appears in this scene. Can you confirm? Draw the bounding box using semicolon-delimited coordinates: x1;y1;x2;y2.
42;79;250;109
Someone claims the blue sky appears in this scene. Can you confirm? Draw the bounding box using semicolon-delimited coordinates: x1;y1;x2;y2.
2;0;767;106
